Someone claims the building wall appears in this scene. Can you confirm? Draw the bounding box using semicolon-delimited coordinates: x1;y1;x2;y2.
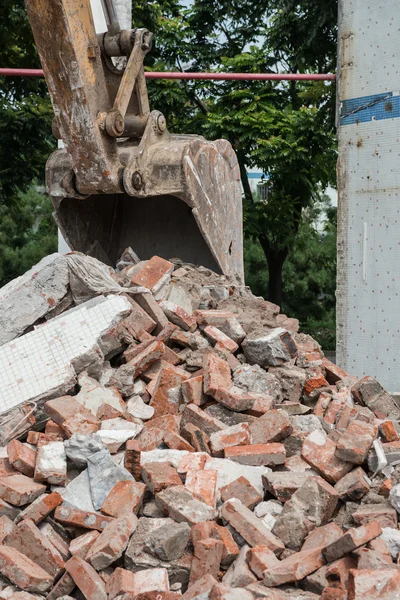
337;0;400;392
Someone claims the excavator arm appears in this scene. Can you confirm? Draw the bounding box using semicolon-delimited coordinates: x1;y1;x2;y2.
24;0;244;279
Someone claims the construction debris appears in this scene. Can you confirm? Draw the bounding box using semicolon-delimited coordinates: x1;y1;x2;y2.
0;250;399;599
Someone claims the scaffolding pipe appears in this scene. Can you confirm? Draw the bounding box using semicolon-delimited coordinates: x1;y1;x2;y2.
0;68;336;81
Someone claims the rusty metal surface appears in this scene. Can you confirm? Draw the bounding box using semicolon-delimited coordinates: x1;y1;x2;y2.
51;128;243;279
25;0;244;281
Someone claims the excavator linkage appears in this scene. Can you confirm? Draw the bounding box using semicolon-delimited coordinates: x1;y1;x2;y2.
24;0;244;279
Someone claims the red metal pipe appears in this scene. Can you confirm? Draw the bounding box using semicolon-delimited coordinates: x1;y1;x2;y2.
0;68;44;77
0;68;336;81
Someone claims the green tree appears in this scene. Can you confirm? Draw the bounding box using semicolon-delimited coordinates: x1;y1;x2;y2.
134;0;338;305
0;0;56;284
245;197;337;349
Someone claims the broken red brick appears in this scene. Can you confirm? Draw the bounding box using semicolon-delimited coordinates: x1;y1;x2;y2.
247;545;280;578
182;375;207;407
100;480;146;517
0;514;15;543
61;411;101;437
323;521;382;563
334;467;371;501
221;498;284;555
150;361;190;418
352;504;397;528
124;439;142;479
6;440;36;478
86;513;138;570
323;398;347;425
45;572;75;600
39;521;70;561
180;403;226;437
191;521;216;545
263;547;325;587
185;469;217;508
203;352;232;396
15;491;62;524
106;567;136;600
322;358;349;384
54;504;114;531
136;426;165;452
120;298;157;338
159;300;197;332
130;256;174;291
182;423;211;453
347;568;400;600
214;342;241;370
303;374;330;397
302;523;344;552
301;430;352;484
190;537;224;584
335;420;377;465
0;474;46;506
44;396;92;425
135;291;170;333
262;471;310;502
249;409;293;444
0;457;17;478
248;393;276;417
0;546;52;593
213;524;239;567
368;538;392;562
35;433;63;447
180;574;218;599
44;420;64;437
121;568;170;597
96;403;123;421
65;555;107;600
4;518;64;577
314;392;332;417
177;452;208;475
224;443;286;467
203;326;239;353
379;478;392;498
141;462;182;494
69;530;100;559
124;338;154;362
220;476;262;510
379;420;399;442
209;423;251;457
127;340;166;378
212;386;256;412
164;431;195;452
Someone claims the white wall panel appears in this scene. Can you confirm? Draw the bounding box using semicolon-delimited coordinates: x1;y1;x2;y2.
337;0;400;391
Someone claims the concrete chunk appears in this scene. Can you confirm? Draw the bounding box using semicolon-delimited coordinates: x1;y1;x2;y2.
155;486;218;525
242;328;298;367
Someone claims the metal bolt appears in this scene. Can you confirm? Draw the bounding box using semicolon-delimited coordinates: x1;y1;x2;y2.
131;170;144;191
105;110;125;137
113;112;124;135
156;113;167;133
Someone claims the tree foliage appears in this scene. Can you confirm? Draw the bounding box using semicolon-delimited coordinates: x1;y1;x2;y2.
245;197;337;349
136;0;338;305
0;0;55;285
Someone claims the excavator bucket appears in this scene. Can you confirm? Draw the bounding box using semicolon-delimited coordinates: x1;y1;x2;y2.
50;128;243;278
24;0;244;280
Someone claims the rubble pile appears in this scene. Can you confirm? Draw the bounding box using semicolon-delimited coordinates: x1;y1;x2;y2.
0;251;400;600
